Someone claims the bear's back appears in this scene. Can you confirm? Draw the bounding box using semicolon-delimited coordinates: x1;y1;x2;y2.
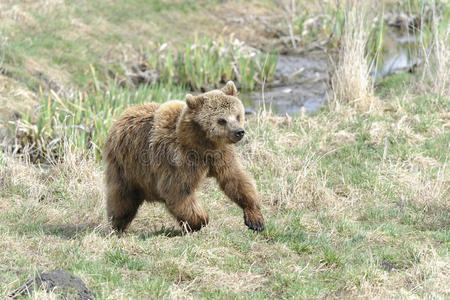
153;100;186;130
149;101;186;167
103;101;187;172
103;102;160;167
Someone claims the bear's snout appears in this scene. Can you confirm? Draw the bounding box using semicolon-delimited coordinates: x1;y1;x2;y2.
234;129;245;141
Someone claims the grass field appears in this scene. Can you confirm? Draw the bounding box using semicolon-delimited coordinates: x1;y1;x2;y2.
0;0;449;299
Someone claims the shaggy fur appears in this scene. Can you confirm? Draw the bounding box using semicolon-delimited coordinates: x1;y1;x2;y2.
103;81;264;232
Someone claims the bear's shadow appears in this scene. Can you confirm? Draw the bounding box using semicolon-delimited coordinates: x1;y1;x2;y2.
41;222;103;239
40;223;182;239
137;226;183;240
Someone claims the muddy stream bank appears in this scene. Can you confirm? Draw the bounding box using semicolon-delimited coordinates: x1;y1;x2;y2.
242;28;421;115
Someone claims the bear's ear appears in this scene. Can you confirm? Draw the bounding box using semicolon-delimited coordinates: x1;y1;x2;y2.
221;81;238;96
186;94;204;110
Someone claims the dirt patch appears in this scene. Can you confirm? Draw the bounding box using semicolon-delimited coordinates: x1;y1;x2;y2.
9;270;93;299
212;2;284;49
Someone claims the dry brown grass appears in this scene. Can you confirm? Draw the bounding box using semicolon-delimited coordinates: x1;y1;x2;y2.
330;2;379;113
243;112;339;211
0;143;104;225
419;3;450;98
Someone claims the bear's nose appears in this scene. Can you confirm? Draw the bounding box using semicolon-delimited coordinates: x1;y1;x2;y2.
234;129;245;140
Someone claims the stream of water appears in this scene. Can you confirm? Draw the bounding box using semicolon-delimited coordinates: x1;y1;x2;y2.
242;29;421;115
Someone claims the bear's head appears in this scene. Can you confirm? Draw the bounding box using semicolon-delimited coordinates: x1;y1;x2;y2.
185;81;246;145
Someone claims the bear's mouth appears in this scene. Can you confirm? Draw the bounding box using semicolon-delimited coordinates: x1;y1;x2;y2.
228;135;244;144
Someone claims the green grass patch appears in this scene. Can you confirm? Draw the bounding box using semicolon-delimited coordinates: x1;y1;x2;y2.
147;37;278;92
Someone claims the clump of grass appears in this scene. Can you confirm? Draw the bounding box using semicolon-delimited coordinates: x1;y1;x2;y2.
11;83;187;162
330;2;377;112
419;1;449;97
273;0;347;51
146;37;278;92
366;10;387;72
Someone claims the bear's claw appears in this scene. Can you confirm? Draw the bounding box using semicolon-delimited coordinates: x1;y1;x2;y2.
244;209;265;232
245;219;265;232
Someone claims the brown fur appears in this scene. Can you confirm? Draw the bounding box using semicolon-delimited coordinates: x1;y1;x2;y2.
103;81;264;233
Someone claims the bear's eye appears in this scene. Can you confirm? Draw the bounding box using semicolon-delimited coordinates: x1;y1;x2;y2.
218;119;227;125
237;114;240;121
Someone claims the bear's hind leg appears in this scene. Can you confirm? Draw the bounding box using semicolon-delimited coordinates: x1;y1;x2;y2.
166;195;209;232
106;184;143;232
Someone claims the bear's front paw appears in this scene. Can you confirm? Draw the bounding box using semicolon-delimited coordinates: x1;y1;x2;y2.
244;208;265;232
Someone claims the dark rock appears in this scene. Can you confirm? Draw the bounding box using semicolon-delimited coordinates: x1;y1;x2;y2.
9;270;93;299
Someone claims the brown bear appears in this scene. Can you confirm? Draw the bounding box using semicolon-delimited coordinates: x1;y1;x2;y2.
103;81;264;233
